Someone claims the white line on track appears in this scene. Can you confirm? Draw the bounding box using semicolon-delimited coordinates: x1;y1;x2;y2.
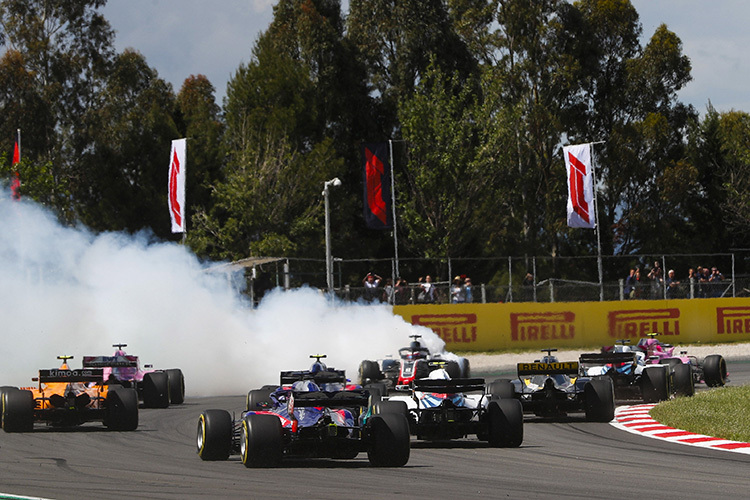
611;404;750;454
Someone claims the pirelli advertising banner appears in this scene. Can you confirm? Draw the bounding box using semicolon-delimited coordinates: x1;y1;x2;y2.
393;297;750;351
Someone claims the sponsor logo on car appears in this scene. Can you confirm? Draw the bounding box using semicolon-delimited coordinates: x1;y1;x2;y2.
716;306;750;334
509;312;575;341
517;361;579;375
607;309;680;338
411;314;477;343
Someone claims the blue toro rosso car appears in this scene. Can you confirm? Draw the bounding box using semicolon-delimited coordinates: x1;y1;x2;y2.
197;355;409;467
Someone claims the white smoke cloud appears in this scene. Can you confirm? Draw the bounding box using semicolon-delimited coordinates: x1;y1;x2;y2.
0;192;442;396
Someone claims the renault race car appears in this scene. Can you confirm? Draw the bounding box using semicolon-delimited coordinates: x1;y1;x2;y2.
197;355;409;467
487;349;614;422
635;334;727;387
358;335;470;391
82;344;185;408
1;355;138;432
386;365;524;446
578;340;693;403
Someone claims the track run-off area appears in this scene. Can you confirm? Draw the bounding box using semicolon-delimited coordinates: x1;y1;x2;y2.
1;360;749;499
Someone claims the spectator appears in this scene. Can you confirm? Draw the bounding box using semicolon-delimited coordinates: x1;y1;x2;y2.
418;275;436;303
393;278;409;305
624;268;636;299
362;272;382;302
647;261;663;299
633;267;644;299
464;277;473;303
383;278;394;304
522;273;534;302
699;266;711;297
709;267;724;297
450;276;466;303
686;268;697;298
665;269;680;299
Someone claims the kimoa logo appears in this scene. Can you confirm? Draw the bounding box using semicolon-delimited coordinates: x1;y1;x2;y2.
509;312;575;341
717;306;750;334
411;314;478;343
608;309;680;338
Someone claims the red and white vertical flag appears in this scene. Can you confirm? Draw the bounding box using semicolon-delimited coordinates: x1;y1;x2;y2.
11;129;20;201
168;138;186;233
564;143;595;229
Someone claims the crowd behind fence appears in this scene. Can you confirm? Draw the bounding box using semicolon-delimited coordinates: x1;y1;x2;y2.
240;252;750;304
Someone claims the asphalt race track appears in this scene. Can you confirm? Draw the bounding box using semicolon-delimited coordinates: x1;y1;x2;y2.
1;361;750;499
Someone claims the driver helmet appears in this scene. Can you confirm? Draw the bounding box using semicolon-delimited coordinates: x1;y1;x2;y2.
310;360;327;373
428;368;451;380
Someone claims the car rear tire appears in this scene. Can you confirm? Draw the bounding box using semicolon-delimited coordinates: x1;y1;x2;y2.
246;389;274;412
106;387;139;431
584;377;615;422
662;358;683;371
703;355;727;387
371;400;408;417
457;358;471;378
2;389;33;433
366;413;410;467
641;366;669;403
142;371;169;408
241;413;283;467
672;363;695;397
364;382;387;404
443;361;461;379
487;399;523;448
487;379;515;399
166;369;185;405
359;360;382;384
197;409;232;461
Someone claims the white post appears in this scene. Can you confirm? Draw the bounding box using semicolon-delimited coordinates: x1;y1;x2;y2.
323;178;341;294
389;140;399;278
590;141;605;301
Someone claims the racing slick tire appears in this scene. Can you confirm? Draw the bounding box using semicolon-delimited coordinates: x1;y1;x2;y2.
584;377;615;422
2;388;33;433
359;360;383;384
444;361;461;379
662;358;683;372
142;371;170;408
246;389;274;412
487;379;516;399
487;399;523;448
105;387;139;431
641;366;669;403
364;382;387;404
241;413;283;468
197;409;233;461
166;369;185;405
371;400;408;417
672;363;695;397
703;355;727;387
366;413;410;467
457;358;471;378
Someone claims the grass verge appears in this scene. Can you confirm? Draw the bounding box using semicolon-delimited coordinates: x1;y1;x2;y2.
650;386;750;442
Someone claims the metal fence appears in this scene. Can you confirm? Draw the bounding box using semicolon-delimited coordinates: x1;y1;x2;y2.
237;252;750;304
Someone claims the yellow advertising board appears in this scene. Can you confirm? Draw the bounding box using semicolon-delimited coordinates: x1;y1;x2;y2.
393;297;750;351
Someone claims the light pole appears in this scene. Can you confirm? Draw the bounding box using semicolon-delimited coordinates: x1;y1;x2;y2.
323;177;341;294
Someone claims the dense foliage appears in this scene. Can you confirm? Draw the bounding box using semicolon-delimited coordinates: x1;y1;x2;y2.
1;0;749;274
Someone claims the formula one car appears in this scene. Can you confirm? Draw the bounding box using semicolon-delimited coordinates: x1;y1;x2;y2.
579;340;691;403
358;335;470;391
1;355;138;432
386;365;523;446
488;349;615;422
244;355;384;412
82;344;185;408
197;356;409;467
635;334;727;387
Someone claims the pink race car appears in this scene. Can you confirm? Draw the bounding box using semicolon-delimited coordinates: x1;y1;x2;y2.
635;334;727;388
82;344;185;408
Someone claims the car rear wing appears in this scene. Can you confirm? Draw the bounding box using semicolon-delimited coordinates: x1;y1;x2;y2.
279;369;347;386
82;355;138;368
413;377;486;394
516;361;579;377
290;390;369;408
579;352;637;366
39;368;104;383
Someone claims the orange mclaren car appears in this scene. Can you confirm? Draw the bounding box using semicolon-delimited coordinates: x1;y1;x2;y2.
1;355;138;432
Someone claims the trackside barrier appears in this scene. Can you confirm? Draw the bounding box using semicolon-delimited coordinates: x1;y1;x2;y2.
393;297;750;352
